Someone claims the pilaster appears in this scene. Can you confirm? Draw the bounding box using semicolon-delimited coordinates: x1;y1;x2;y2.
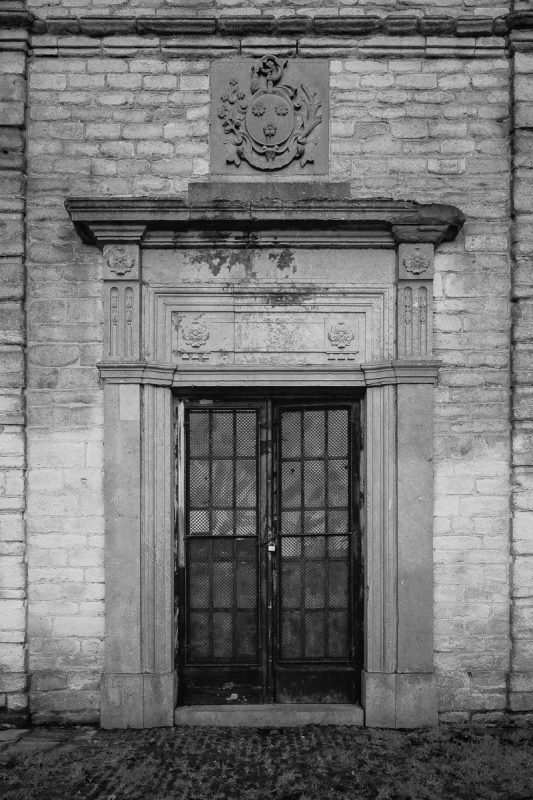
0;0;30;724
510;19;533;715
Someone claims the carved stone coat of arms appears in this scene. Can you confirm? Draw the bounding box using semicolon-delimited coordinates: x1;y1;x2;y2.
212;55;328;174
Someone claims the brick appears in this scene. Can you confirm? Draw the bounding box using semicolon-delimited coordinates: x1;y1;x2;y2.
179;74;209;91
87;59;128;74
53;616;104;638
0;642;25;671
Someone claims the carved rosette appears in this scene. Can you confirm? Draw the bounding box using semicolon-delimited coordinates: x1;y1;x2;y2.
328;321;355;350
181;315;210;349
403;248;431;276
107;246;134;275
218;54;323;172
103;243;139;281
398;243;434;280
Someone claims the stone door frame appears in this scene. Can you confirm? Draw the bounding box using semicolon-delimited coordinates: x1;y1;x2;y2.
67;183;464;728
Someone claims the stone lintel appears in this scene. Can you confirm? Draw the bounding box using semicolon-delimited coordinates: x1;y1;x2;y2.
66;194;464;250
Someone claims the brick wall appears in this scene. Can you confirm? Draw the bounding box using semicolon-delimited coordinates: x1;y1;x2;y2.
330;53;513;719
0;23;28;721
25;54;209;722
20;39;516;721
1;0;531;724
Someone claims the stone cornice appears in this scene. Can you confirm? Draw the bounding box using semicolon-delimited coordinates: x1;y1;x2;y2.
66;192;464;250
4;11;533;39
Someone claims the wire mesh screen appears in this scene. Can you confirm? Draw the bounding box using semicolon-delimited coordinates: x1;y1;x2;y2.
279;408;351;661
186;409;259;664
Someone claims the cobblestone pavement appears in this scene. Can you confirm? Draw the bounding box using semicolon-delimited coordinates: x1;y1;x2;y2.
1;723;533;800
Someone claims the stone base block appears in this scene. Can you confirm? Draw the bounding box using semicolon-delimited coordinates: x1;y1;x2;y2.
101;672;176;729
362;671;438;728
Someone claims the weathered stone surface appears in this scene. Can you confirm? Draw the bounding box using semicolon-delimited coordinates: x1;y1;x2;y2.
4;17;527;728
210;57;329;177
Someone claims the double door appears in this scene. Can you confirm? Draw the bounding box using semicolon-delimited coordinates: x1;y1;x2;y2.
176;397;362;705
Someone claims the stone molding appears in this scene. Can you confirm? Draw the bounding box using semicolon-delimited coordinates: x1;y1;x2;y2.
66;194;464;250
8;12;533;39
98;361;441;388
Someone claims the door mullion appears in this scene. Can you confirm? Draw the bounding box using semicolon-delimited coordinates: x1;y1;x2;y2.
258;401;272;703
265;399;275;703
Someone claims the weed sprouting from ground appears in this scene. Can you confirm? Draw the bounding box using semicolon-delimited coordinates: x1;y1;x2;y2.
0;724;532;800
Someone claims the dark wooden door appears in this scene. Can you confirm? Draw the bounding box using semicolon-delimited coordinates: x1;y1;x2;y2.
177;399;361;705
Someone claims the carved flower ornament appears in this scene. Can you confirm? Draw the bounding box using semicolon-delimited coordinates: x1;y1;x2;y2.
181;315;210;349
403;247;431;275
328;322;355;350
107;246;134;276
217;54;323;171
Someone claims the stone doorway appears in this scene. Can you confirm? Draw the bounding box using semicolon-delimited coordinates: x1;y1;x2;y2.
176;396;363;707
67;183;464;727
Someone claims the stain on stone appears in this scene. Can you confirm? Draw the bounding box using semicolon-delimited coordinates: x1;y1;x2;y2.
269;248;297;275
263;288;315;306
189;247;257;280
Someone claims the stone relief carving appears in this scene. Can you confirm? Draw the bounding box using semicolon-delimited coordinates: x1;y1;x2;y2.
107;245;135;276
327;321;355;350
217;54;323;171
180;314;210;349
110;287;119;357
402;246;431;276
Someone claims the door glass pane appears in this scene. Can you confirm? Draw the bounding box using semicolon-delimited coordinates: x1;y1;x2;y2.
279;406;352;663
281;462;301;508
186;408;258;664
236;459;256;506
303;460;325;507
281;412;301;458
303;410;326;457
212;412;234;458
212;460;233;506
189;412;210;457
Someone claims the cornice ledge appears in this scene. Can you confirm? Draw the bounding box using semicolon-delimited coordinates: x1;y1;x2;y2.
0;3;35;32
506;12;533;33
66;194;464;249
362;361;441;386
27;13;519;40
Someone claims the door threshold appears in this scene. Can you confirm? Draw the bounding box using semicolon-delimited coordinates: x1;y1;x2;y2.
174;704;364;727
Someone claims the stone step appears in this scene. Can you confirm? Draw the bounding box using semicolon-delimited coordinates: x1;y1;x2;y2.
175;704;364;727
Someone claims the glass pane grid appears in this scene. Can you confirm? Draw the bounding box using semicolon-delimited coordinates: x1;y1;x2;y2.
278;407;352;662
185;408;259;665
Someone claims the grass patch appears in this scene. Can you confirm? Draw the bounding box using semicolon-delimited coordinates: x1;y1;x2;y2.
0;724;532;800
